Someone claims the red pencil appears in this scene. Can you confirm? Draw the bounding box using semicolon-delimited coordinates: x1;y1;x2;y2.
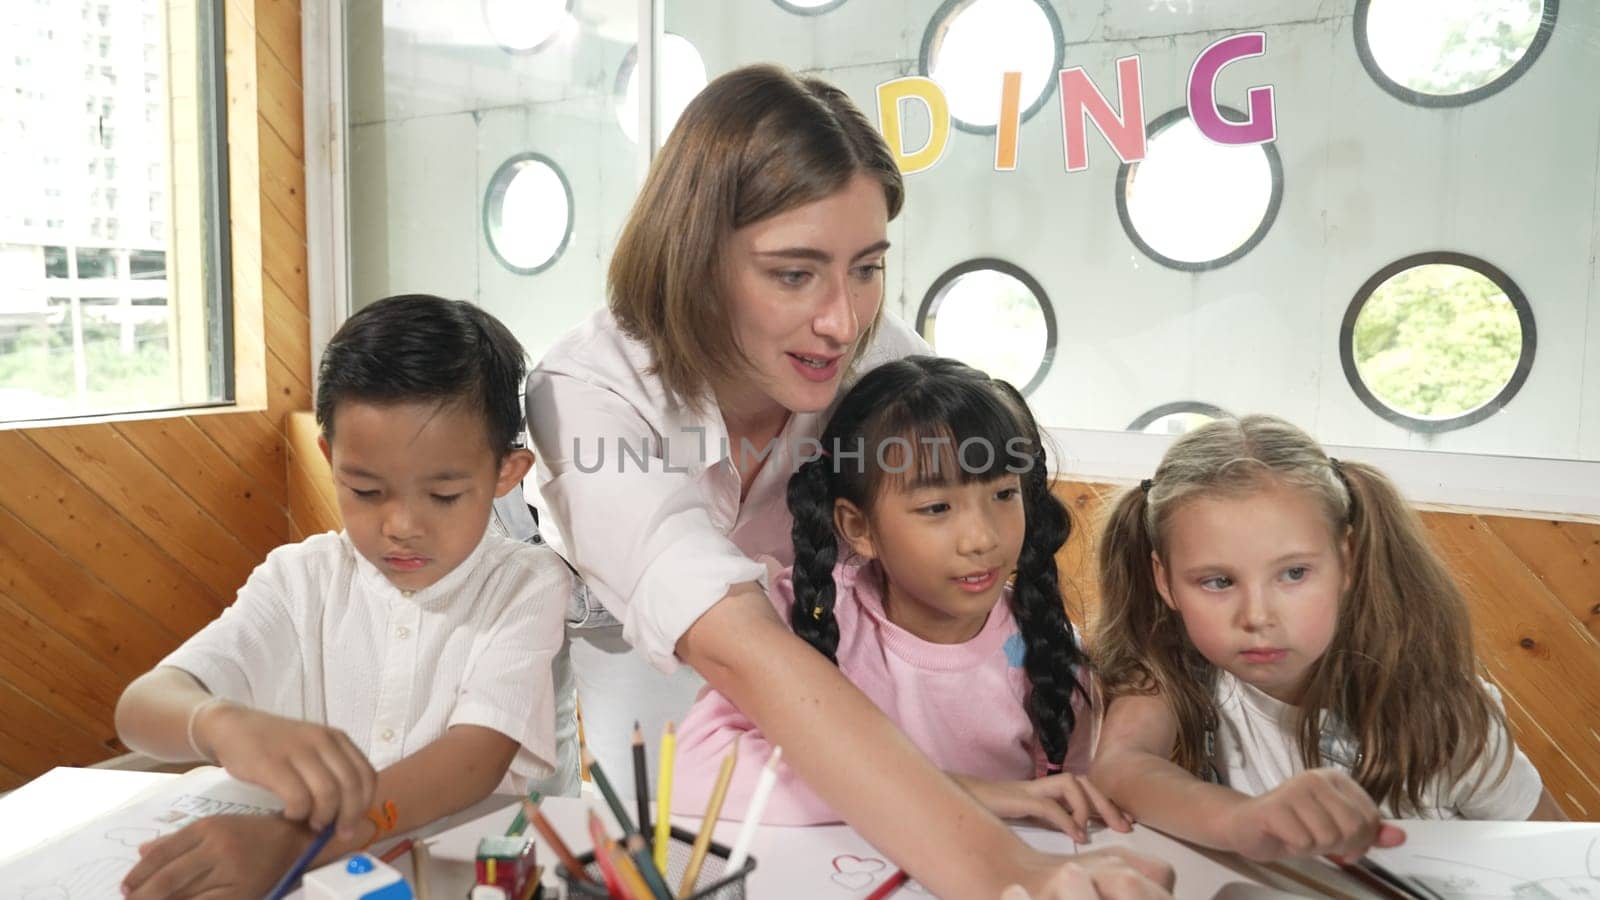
865;869;910;900
377;838;414;865
586;808;630;900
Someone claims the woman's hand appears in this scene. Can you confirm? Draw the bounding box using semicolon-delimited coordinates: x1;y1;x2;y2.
121;814;314;900
1001;847;1175;899
195;702;377;838
1222;768;1406;861
958;773;1133;843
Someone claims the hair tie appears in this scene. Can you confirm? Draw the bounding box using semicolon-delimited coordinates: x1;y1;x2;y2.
811;605;823;620
1139;478;1153;494
1328;457;1356;522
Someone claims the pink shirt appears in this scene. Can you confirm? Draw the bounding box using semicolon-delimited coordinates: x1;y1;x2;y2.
670;560;1093;825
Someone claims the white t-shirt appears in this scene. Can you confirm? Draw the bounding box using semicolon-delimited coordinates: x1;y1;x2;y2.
1212;670;1543;819
525;308;929;671
161;529;577;796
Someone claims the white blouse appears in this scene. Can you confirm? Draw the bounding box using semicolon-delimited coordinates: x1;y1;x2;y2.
525;307;928;671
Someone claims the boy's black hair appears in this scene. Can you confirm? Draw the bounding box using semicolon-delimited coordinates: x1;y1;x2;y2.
315;294;526;458
785;355;1091;769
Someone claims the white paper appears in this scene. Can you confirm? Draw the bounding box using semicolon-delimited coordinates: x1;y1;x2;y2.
1366;822;1600;900
0;766;281;900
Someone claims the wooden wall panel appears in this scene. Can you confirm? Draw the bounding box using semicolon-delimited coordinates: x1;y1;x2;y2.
1053;480;1600;820
0;0;307;782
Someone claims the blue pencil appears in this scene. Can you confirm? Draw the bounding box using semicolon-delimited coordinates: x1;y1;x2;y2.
264;821;337;900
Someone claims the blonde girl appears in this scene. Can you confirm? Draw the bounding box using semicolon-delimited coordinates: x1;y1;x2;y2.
1090;415;1563;862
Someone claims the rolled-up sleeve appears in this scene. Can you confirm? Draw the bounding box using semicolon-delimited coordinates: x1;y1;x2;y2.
527;371;765;673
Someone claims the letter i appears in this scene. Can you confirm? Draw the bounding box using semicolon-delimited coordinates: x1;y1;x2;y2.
995;71;1022;171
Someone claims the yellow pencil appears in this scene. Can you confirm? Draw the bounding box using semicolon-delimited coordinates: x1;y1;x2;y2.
611;842;654;900
652;721;676;873
677;735;739;897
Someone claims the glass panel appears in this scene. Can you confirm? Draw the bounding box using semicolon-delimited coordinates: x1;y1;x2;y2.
345;0;641;366
0;0;231;423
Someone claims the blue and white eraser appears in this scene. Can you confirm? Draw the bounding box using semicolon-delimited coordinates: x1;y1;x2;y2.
302;852;415;900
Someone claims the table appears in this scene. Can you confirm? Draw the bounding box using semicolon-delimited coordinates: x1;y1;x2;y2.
2;768;1595;898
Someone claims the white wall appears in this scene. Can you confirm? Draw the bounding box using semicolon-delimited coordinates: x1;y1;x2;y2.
345;0;1600;483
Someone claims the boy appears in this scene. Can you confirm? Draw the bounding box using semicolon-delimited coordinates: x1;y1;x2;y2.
114;294;575;899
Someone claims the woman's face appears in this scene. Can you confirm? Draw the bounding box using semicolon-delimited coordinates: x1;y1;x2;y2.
720;173;890;420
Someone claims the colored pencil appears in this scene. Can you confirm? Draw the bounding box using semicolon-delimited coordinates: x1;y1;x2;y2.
264;822;336;900
677;735;740;897
377;837;413;864
626;832;674;900
611;840;656;900
652;722;676;873
632;722;651;849
587;809;631;899
865;869;910;900
525;798;593;884
585;747;639;836
505;786;543;836
724;745;782;871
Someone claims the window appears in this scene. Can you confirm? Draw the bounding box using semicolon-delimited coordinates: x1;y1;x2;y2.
0;0;231;424
773;0;849;13
1116;106;1282;271
614;34;707;145
1128;402;1229;435
482;0;571;53
1340;253;1535;433
916;259;1055;395
1355;0;1555;106
483;154;573;275
920;0;1063;133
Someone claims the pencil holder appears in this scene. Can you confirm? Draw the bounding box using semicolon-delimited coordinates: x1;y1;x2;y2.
558;825;755;900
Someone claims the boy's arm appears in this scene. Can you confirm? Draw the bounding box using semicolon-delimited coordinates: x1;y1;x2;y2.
1091;693;1402;861
122;725;518;900
116;666;377;837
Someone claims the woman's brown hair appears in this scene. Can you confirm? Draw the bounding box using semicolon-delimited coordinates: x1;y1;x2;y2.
1093;414;1509;814
608;64;904;409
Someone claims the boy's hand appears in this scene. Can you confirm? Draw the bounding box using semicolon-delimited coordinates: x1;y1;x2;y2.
121;814;313;900
959;773;1133;843
1222;768;1407;861
195;702;377;838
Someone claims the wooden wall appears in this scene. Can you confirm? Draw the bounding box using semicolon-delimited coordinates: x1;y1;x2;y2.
0;0;307;789
1052;480;1600;820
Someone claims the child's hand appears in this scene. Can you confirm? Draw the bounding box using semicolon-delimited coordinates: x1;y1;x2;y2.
120;813;314;899
1001;847;1175;899
1223;768;1406;861
196;702;377;838
960;773;1133;843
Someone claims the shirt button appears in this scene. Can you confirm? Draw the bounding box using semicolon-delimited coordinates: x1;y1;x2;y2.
395;625;410;640
381;728;396;743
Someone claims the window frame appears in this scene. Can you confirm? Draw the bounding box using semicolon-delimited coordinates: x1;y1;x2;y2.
1353;0;1559;108
1339;250;1537;434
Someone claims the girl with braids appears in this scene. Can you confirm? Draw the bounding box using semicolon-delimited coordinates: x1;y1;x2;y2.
1090;415;1564;864
672;357;1132;843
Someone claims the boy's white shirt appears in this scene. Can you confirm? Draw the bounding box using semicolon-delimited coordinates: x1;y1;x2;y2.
524;308;930;672
1212;670;1543;819
160;528;579;796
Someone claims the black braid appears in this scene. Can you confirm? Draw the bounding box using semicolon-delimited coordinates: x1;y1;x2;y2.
787;457;842;664
1010;444;1092;769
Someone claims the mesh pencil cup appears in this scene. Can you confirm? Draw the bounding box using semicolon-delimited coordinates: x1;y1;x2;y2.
560;826;755;900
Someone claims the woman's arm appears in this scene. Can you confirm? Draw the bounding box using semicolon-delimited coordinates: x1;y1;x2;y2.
1092;693;1401;862
1528;789;1568;821
679;587;1174;898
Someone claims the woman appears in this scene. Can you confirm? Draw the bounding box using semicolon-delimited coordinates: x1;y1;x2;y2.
526;64;1171;898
